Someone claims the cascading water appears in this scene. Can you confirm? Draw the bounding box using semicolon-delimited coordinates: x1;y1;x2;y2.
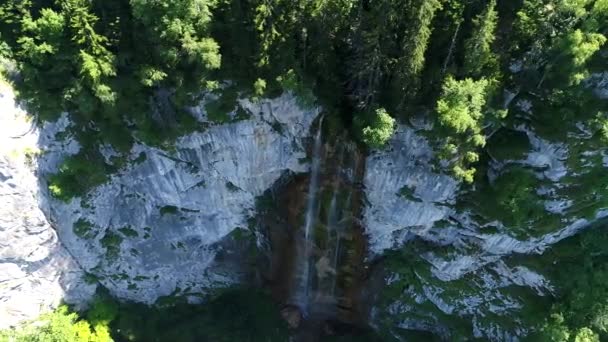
326;146;346;298
274;126;367;337
292;117;324;314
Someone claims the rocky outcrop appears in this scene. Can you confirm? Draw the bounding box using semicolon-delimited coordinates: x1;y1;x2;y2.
37;93;319;303
0;84;95;329
364;122;608;341
586;72;608;99
363;126;459;254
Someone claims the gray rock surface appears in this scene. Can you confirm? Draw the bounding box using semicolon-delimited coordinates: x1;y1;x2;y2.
0;84;95;329
364;123;607;341
586;72;608;99
363;126;459;254
38;93;319;303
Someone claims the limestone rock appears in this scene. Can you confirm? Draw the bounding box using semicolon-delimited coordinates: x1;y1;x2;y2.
0;84;95;329
37;93;319;303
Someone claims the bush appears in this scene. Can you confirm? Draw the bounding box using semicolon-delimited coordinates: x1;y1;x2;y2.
355;108;396;149
48;153;109;201
276;70;315;109
0;304;113;342
73;219;94;239
100;231;123;260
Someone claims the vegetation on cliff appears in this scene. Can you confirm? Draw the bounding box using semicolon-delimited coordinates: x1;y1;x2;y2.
1;0;608;340
0;0;606;187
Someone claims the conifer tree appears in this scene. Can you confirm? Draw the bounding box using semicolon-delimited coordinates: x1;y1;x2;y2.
463;0;498;78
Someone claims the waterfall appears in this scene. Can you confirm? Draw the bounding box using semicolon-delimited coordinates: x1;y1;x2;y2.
330;191;350;296
292;117;324;314
304;117;324;243
326;146;346;297
286;127;366;330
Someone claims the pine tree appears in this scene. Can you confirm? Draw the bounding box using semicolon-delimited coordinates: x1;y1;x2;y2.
463;0;498;77
347;0;393;109
130;0;221;86
394;0;442;105
400;0;442;77
436;76;489;183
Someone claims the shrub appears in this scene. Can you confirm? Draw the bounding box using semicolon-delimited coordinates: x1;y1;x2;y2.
355;108;396;149
0;305;112;342
73;219;94;239
276;69;315;109
48;153;109;201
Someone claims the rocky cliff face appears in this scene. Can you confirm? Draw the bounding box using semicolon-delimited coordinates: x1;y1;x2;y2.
36;94;319;304
2;75;607;340
0;84;95;329
365;110;608;339
0;87;320;325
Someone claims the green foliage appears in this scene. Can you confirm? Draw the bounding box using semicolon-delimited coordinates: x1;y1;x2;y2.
593;113;608;142
397;185;422;202
486;128;531;161
494;168;544;228
436;76;489;183
130;0;221;73
48;153;109;201
73;219;94;239
118;226;138;238
396;0;442;83
523;222;608;341
550;29;606;86
277;69;315;108
113;289;289;342
159;205;179;216
1;0;222;152
463;0;498;77
252;78;266;100
355;108;396;149
574;328;600;342
0;304;113;342
204;86;239;124
100;231;123;260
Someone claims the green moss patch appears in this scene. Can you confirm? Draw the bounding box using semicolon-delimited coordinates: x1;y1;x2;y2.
160;205;179;216
118;226;139;238
73;218;95;239
101;231;123;260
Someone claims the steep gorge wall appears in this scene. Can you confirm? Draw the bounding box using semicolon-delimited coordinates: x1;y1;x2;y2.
37;94;320;304
0;86;321;326
2;77;607;340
